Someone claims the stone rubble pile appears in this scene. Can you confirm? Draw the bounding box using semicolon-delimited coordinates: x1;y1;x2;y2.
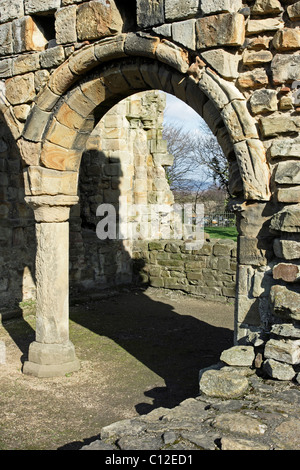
81;344;300;451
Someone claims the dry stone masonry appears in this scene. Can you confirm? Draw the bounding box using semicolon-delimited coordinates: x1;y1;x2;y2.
0;0;299;383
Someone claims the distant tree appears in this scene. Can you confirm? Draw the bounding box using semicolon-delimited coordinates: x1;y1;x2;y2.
162;124;230;207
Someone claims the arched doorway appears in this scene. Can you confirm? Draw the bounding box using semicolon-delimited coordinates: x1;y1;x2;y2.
18;35;272;377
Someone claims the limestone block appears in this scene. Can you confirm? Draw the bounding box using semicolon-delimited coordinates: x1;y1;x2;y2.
201;0;242;15
271;53;300;85
276;187;300;203
24;0;60;14
165;0;201;21
12;16;48;53
171;19;196;50
264;337;300;364
14;104;31;122
196;13;245;49
0;0;24;24
201;49;240;79
273;238;300;260
137;0;164;28
55;6;77;45
76;0;123;41
275;161;300;185
270;204;300;232
0;23;13;56
249;89;277;115
252;0;283;15
271;323;300;339
5;73;35;105
273;29;300;51
287;1;300;20
237;68;269;89
273;263;300;283
246;18;284;35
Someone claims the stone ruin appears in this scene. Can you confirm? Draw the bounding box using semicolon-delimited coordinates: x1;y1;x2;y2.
0;0;299;383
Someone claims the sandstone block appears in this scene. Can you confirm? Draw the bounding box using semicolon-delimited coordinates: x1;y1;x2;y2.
287;1;300;20
55;6;77;45
274;238;300;260
76;0;123;41
273;263;300;283
237;68;269;89
48;62;77;95
5;73;35;105
0;0;24;23
275;160;300;185
12;52;40;75
270;285;300;321
243;50;273;65
26;166;78;196
249;89;277;114
137;0;164;28
0;23;13;56
40;46;65;69
252;0;282;15
270;204;300;233
172;19;196;50
220;345;255;366
155;41;189;73
12;16;48;53
40;141;81;171
201;0;242;15
260;114;300;137
199;368;249;398
273;28;300;51
238;236;267;266
270;139;300;159
94;34;126;62
276;187;300;204
0;58;12;77
246;18;284;35
196;13;245;49
271;53;300;84
22;106;51;142
124;33;160;58
165;0;200;21
201;49;240;78
271;323;300;339
263;358;295;381
24;0;60;14
68;45;97;75
264;337;300;364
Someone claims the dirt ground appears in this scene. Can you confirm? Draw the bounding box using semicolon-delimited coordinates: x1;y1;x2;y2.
0;287;234;450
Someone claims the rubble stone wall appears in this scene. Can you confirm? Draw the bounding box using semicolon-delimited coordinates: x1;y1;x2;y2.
0;0;300;379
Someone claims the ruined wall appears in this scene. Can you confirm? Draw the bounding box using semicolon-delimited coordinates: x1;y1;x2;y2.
0;1;300;379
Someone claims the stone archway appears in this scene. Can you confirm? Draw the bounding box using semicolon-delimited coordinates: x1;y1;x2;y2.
14;34;273;377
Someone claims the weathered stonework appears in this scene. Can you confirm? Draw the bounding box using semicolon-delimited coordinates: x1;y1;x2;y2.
0;0;299;382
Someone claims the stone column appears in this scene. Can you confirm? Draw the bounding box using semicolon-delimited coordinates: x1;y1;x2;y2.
23;195;80;377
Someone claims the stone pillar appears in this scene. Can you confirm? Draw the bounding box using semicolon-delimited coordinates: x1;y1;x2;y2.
23;195;80;377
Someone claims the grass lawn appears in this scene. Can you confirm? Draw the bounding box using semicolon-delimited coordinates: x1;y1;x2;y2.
205;226;238;241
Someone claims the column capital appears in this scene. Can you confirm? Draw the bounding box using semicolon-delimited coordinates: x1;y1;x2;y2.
25;195;79;222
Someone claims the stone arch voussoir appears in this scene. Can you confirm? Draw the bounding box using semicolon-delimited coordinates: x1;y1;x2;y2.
19;33;271;202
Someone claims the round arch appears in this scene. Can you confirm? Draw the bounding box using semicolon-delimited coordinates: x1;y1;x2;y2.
19;33;271;202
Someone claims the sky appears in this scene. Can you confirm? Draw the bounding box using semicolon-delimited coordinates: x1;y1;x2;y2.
163;92;210;135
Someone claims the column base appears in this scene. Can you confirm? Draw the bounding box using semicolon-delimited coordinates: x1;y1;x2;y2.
23;340;80;378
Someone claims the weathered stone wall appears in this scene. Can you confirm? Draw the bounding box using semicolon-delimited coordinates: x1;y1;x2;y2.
0;0;300;378
132;238;237;302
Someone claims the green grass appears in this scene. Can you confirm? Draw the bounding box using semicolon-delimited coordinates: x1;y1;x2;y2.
205;226;238;241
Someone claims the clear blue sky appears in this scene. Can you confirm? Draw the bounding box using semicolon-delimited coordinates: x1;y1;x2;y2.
163;93;210;135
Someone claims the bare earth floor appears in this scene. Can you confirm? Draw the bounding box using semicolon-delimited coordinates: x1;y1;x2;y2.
0;287;234;450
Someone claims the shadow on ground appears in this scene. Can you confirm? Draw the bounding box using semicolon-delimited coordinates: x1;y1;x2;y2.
0;287;234;450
